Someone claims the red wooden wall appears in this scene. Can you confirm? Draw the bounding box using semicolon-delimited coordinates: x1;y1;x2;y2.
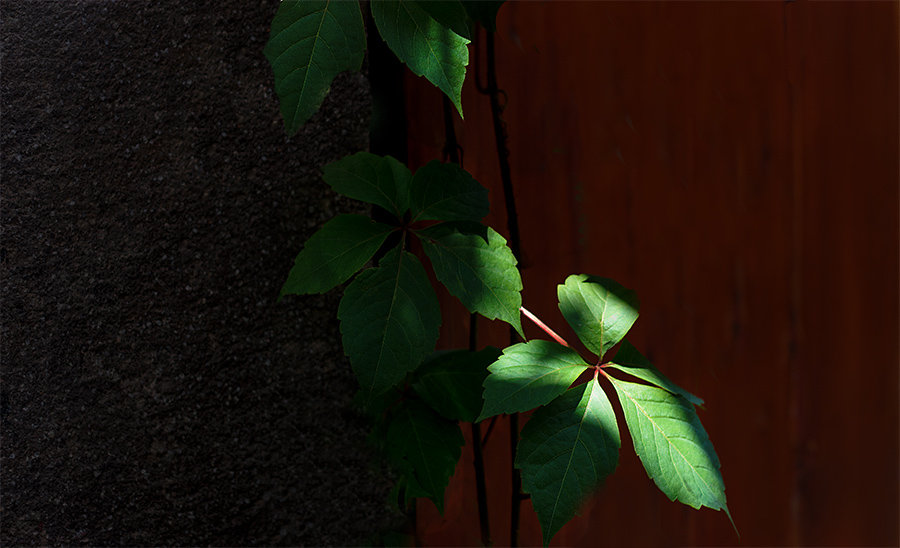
404;1;899;546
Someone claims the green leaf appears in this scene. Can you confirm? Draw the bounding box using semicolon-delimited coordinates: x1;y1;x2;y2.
415;0;472;40
410;161;489;222
385;399;464;513
419;223;522;335
607;377;732;525
557;274;640;359
280;214;396;296
412;347;501;422
479;340;588;421
338;248;441;402
370;0;469;116
516;379;620;546
264;0;366;134
322;152;412;218
606;340;704;406
463;1;505;32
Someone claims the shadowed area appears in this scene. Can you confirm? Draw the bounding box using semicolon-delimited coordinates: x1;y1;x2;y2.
1;1;399;544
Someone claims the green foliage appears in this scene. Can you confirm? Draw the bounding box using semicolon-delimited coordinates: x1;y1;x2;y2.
264;0;365;134
606;340;704;406
385;399;465;512
410;161;489;222
558;274;640;358
419;223;523;336
608;377;732;526
516;379;620;546
322;152;411;218
338;247;441;402
370;0;469;116
416;0;473;40
478;275;730;544
280;214;395;296
412;347;500;423
478;340;588;420
265;2;731;544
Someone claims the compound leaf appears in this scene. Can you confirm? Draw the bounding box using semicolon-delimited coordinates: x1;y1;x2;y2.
412;347;501;422
608;377;732;525
419;223;522;335
517;379;620;546
322;152;412;218
338;248;441;403
371;0;469;116
415;0;472;40
385;399;464;513
280;214;396;296
410;161;489;222
265;0;366;134
479;340;588;421
558;274;639;359
606;340;704;406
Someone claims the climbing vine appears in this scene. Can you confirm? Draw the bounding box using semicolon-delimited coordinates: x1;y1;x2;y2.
265;1;733;545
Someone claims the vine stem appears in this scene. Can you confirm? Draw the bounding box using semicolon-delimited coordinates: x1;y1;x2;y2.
443;94;491;547
520;307;570;347
480;26;523;547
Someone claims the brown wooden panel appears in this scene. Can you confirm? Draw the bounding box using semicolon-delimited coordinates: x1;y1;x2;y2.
406;1;899;545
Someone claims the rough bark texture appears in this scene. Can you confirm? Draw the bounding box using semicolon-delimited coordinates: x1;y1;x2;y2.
2;1;399;544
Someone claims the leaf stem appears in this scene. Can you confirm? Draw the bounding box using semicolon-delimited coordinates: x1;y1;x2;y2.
519;306;570;347
444;93;491;546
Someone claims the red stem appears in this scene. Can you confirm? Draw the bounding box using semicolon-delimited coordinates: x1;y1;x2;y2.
520;306;570;347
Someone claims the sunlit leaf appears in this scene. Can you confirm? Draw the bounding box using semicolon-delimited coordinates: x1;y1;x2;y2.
606;340;704;406
517;379;620;546
479;340;588;421
419;223;522;335
608;377;732;526
371;0;469;116
558;274;639;358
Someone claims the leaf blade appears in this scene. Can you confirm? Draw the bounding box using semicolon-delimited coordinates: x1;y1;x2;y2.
338;248;441;402
419;223;522;335
385;399;464;513
411;347;501;422
280;214;396;296
371;0;469;116
264;0;366;134
410;161;489;222
516;379;620;546
608;377;731;522
558;274;640;358
479;340;588;421
606;340;704;406
414;0;472;39
322;152;412;218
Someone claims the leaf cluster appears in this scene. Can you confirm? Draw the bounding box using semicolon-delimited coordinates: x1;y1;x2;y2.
264;1;733;544
280;152;522;510
479;275;733;545
265;0;505;134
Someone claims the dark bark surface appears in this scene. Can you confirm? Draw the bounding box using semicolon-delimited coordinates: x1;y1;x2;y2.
1;1;398;544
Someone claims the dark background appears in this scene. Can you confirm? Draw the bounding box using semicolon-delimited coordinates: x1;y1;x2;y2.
3;1;898;547
407;2;899;546
2;1;400;545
